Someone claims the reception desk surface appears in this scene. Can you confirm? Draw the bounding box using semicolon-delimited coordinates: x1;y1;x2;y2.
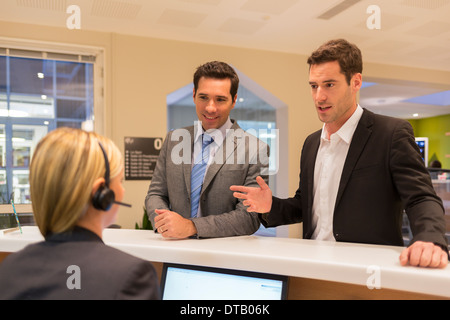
1;226;449;299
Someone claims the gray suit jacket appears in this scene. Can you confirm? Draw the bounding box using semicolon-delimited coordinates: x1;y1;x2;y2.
145;120;268;238
0;227;160;300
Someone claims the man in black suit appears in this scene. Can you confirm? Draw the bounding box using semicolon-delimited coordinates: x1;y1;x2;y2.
231;39;448;268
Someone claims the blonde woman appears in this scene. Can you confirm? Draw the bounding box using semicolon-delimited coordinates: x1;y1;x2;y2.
0;128;160;299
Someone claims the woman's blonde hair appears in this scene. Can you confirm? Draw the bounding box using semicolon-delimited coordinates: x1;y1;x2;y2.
30;128;123;237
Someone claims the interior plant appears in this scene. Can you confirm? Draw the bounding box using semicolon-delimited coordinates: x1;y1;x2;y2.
135;206;153;230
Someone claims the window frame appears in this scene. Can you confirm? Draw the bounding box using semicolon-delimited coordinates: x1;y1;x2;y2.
0;37;105;216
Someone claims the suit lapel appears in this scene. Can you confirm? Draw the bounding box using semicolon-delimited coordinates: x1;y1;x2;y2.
306;136;320;201
335;109;373;208
183;126;196;195
304;130;321;235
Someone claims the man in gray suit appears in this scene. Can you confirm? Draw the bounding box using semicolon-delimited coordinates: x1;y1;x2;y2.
145;61;268;239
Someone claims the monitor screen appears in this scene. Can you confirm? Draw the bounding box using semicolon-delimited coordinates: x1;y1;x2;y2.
415;137;428;165
160;263;288;300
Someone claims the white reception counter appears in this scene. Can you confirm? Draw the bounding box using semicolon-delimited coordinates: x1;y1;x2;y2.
1;226;449;299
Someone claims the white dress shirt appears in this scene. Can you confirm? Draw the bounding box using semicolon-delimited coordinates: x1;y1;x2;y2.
192;117;233;217
311;105;363;241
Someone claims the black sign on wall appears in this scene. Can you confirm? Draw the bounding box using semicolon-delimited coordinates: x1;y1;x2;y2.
124;137;163;180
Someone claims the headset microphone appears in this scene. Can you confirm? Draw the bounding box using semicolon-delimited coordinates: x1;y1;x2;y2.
92;142;132;211
113;200;132;207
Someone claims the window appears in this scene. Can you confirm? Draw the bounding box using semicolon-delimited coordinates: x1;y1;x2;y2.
0;41;102;229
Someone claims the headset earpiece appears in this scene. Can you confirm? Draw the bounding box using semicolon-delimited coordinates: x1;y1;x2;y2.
92;141;132;210
92;142;115;211
92;183;115;211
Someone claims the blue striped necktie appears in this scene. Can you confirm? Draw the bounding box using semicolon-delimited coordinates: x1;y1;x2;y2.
190;134;214;218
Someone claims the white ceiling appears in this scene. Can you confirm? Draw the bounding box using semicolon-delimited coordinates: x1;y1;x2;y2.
1;0;450;119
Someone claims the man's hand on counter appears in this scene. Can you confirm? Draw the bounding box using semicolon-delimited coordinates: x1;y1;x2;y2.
154;209;197;239
399;241;448;269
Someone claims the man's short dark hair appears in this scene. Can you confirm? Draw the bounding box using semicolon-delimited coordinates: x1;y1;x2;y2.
193;61;239;98
307;39;363;85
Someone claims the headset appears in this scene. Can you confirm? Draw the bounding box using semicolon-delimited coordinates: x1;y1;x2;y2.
92;142;132;211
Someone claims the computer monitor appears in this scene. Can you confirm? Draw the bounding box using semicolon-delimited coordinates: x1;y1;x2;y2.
160;263;288;300
415;137;428;165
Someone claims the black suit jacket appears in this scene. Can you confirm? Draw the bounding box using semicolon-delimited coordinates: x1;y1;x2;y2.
263;109;447;249
0;227;160;300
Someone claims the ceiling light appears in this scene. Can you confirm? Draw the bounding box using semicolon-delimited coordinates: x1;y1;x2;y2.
41;95;47;100
8;110;28;117
37;73;44;79
413;113;419;117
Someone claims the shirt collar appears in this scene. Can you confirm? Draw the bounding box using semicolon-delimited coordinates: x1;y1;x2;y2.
321;105;363;144
45;226;104;243
194;117;233;146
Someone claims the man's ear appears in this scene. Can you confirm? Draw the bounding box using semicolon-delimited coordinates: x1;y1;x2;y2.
352;73;363;92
